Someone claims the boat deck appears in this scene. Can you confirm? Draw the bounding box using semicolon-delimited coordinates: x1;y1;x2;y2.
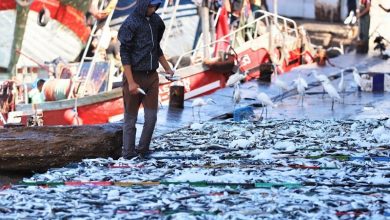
134;53;390;138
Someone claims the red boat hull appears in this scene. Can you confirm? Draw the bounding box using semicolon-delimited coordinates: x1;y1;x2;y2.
9;45;311;126
13;66;231;126
0;0;90;42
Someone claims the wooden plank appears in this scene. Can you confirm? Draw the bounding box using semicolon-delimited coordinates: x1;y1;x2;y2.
0;123;122;172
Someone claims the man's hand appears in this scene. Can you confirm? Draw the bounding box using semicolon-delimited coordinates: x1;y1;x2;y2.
162;69;181;81
128;81;140;95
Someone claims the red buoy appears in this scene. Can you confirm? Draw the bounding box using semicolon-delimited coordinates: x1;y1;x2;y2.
64;109;83;125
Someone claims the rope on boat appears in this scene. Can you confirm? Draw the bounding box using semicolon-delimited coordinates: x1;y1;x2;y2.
15;50;55;75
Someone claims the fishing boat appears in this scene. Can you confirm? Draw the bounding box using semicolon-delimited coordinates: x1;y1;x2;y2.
0;0;91;70
0;0;314;126
0;0;199;73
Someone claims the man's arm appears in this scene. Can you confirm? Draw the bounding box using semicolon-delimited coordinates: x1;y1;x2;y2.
159;55;174;75
118;22;139;94
120;46;139;94
357;1;371;18
123;65;139;95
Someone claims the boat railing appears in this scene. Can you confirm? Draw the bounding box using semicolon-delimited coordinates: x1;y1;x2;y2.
173;39;232;70
69;1;114;99
174;10;299;71
252;10;298;38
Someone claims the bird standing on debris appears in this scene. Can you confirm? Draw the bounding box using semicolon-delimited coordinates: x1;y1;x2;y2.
312;70;330;84
351;67;362;90
257;92;276;119
338;69;346;103
312;70;329;98
272;64;289;101
293;73;308;106
233;82;241;111
226;70;247;87
191;98;215;122
323;81;341;110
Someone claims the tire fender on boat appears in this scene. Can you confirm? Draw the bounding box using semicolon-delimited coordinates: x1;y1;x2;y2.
37;7;51;27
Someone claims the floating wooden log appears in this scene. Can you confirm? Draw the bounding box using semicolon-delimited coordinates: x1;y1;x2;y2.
0;123;122;172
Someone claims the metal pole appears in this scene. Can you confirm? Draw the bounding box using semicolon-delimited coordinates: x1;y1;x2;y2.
269;0;278;63
201;0;210;59
273;0;278;24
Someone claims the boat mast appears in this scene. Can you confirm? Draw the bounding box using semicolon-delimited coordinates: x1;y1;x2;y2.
200;0;210;59
7;3;30;79
269;0;278;63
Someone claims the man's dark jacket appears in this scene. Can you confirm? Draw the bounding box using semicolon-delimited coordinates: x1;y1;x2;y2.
118;0;165;71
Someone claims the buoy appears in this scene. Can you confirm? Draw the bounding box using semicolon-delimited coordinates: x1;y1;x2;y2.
64;109;83;125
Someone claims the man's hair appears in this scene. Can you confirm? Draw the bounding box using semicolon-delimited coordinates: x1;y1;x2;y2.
37;79;45;87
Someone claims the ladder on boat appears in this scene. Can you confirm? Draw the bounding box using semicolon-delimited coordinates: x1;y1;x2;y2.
68;0;180;99
68;1;116;99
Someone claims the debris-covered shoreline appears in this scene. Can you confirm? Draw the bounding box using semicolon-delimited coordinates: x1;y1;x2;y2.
1;118;390;219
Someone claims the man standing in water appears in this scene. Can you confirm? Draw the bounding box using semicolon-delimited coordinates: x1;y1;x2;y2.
118;0;174;159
